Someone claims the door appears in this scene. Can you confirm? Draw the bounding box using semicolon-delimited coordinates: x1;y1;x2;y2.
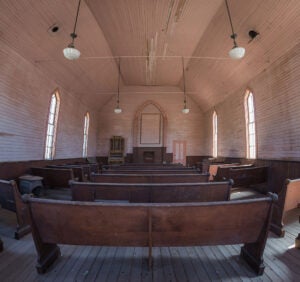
173;140;186;165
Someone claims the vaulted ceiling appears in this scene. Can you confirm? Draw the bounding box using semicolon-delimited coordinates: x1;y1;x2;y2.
1;0;300;111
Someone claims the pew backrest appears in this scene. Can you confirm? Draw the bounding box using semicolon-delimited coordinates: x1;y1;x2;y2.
47;165;85;182
102;169;200;174
70;180;232;203
213;164;253;181
90;173;209;183
31;167;74;188
228;166;269;188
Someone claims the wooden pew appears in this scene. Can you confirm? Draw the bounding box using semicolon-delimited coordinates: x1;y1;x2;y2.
272;178;300;237
90;173;210;183
70;180;232;202
0;180;31;239
31;167;75;188
227;166;269;189
208;163;241;180
47;165;86;182
213;164;253;181
23;194;277;275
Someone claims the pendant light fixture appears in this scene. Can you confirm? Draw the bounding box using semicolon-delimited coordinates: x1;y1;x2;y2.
181;57;190;114
63;0;82;60
114;57;122;114
225;0;245;60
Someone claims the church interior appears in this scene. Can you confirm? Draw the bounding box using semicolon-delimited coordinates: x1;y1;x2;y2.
0;0;300;280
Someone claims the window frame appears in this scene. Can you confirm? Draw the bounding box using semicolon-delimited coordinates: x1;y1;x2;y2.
244;89;257;159
82;112;90;157
44;90;60;160
212;110;218;158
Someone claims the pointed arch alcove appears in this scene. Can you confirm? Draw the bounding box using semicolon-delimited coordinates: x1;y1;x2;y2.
132;101;168;163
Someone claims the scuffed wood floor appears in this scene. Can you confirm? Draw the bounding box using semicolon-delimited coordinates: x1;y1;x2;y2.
0;207;300;281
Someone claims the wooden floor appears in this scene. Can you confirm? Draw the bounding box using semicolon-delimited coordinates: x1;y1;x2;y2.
0;204;300;281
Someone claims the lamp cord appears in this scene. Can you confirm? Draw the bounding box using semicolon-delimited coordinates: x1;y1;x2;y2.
117;57;121;105
71;0;82;42
225;0;237;46
182;57;186;105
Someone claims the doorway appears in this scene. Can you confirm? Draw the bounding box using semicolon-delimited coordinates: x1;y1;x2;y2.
173;140;186;165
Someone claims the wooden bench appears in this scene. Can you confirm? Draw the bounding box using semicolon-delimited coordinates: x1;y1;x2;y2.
227;166;269;189
47;165;86;182
31;167;75;188
208;163;241;180
273;178;300;237
23;194;277;275
90;173;210;183
70;180;232;202
0;180;31;239
213;164;254;181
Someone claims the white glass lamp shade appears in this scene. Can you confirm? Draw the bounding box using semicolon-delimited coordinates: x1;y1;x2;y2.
182;107;190;114
229;46;245;60
114;107;122;114
63;46;81;60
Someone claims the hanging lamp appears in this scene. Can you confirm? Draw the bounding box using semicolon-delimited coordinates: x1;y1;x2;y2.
114;57;122;114
63;0;82;60
181;57;190;114
225;0;245;60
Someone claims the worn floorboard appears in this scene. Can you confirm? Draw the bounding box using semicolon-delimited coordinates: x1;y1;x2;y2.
0;208;300;281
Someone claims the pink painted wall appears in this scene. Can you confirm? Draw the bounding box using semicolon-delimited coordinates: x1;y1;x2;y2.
0;41;98;162
97;91;205;157
204;43;300;161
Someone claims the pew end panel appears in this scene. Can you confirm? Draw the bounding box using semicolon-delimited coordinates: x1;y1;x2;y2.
0;237;3;252
271;178;300;237
0;179;31;239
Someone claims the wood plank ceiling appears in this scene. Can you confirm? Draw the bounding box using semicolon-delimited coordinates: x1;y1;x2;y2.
1;0;300;111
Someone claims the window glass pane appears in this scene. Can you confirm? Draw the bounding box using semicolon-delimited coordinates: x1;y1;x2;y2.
82;113;90;157
249;134;255;146
45;91;60;159
245;91;256;159
50;95;56;113
48;113;55;125
249;112;255;123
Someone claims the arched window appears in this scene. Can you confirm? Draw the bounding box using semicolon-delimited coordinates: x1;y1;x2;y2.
213;111;218;158
244;90;256;159
45;90;60;160
82;112;90;157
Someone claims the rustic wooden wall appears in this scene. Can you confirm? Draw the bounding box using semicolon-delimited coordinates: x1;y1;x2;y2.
97;93;205;158
204;42;300;161
0;41;98;162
